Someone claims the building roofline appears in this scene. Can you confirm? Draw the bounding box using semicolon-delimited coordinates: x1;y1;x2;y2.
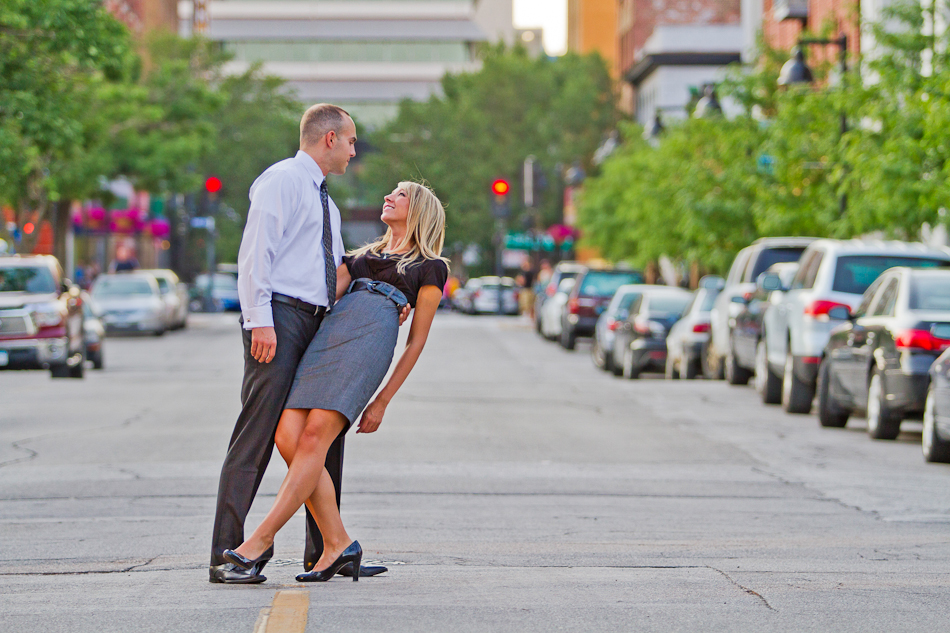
625;52;742;86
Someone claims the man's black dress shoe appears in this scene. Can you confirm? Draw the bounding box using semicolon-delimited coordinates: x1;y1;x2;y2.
337;562;388;578
209;563;266;584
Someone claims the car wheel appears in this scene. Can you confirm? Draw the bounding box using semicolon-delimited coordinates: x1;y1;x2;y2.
665;353;679;380
153;327;165;337
92;349;104;370
755;340;782;405
560;325;576;350
867;370;901;440
683;356;700;380
782;349;814;414
724;344;752;386
816;359;849;428
50;364;70;378
68;355;84;379
623;347;640;380
923;385;950;463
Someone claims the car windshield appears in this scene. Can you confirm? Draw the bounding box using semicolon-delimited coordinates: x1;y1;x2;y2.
616;292;640;312
197;274;238;291
749;247;807;281
833;256;950;294
699;290;718;311
647;295;692;316
93;277;154;296
0;266;56;293
153;277;170;292
910;274;950;311
578;271;645;297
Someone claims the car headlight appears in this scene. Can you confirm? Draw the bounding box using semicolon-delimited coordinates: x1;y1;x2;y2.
29;305;64;327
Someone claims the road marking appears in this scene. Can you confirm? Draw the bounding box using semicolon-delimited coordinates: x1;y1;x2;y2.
253;590;309;633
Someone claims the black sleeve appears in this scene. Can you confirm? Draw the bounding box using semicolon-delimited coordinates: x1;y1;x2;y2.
418;260;449;292
342;255;356;274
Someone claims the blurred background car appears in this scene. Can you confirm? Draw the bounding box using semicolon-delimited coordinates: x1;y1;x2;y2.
591;284;657;374
923;344;950;462
535;261;586;334
665;276;724;380
560;267;644;350
462;276;519;315
191;273;241;312
80;291;105;370
706;237;815;380
451;277;481;314
0;254;85;378
763;240;950;414
612;286;692;379
730;262;801;395
141;269;188;329
91;273;168;336
817;267;950;440
539;277;575;341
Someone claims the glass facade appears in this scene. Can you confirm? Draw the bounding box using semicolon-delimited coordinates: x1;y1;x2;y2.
226;41;471;64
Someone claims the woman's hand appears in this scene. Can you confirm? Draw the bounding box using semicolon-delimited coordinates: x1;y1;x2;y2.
356;398;387;433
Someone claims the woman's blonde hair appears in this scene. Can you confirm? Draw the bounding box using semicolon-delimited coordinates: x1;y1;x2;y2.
349;181;450;274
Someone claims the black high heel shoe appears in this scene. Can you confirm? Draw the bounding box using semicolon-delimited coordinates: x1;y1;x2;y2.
296;541;362;583
223;545;274;571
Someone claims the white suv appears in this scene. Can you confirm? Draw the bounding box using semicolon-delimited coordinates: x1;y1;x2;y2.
761;239;950;413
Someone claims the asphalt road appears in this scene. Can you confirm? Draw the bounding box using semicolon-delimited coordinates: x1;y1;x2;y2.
1;311;948;632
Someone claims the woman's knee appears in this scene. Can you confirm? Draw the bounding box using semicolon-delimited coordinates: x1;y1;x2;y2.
299;410;345;446
275;409;307;458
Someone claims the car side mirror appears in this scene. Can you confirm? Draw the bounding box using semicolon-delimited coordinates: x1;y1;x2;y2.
827;306;852;321
757;272;783;293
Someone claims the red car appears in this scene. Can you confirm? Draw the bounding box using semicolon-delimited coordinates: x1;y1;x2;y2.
0;255;85;378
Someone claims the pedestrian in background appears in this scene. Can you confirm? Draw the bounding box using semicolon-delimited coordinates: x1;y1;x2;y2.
518;258;536;318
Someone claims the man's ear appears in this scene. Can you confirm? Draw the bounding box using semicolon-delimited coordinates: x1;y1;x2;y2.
325;130;336;148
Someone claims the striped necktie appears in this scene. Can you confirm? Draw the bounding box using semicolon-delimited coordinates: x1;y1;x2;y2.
319;180;336;308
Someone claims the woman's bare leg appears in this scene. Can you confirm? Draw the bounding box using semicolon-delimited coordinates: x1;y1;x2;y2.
308;466;351;571
275;409;325;528
234;408;347;561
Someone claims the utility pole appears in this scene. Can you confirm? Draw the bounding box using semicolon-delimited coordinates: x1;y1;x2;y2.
193;0;209;34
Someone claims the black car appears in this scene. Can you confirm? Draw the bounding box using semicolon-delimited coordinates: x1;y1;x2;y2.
923;343;950;462
612;287;692;379
559;267;644;349
817;267;950;439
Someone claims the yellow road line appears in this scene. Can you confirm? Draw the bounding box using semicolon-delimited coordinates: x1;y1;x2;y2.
253;590;309;633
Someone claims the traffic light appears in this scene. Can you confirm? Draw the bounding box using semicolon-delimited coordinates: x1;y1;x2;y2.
491;178;510;219
205;176;222;194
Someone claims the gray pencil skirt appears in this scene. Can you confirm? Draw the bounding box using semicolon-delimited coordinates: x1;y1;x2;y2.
284;287;401;430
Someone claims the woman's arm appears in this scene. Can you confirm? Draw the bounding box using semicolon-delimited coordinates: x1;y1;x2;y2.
335;263;352;301
356;285;441;433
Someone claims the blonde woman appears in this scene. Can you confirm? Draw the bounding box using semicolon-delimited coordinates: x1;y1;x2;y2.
224;181;449;582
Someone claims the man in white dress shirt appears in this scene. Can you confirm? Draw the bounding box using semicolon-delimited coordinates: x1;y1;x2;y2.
209;104;383;583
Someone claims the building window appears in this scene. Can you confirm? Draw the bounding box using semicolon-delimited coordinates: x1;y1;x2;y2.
225;41;472;64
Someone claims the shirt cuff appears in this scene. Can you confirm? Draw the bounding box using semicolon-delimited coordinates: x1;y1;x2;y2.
242;304;274;330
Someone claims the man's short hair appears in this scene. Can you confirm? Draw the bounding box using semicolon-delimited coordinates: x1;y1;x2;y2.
300;104;351;148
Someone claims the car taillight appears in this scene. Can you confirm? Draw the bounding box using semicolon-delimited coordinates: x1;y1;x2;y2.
568;298;579;314
607;318;620;331
692;322;710;333
895;329;950;351
634;319;650;335
803;300;850;320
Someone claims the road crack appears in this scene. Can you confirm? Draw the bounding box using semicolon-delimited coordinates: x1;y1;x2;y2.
707;565;776;611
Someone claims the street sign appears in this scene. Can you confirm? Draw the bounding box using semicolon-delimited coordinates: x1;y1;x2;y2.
504;232;557;251
191;217;215;231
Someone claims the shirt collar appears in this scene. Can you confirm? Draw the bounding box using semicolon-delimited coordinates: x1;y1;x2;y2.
295;150;326;187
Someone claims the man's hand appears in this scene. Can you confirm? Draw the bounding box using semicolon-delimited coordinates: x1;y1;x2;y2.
398;305;412;326
250;327;277;363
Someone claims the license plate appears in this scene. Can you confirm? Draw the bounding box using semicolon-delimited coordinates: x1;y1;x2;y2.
0;351;8;366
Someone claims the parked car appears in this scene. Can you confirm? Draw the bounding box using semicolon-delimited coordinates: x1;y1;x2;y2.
91;273;168;336
665;276;724;380
539;277;575;341
612;286;693;379
457;276;519;315
591;284;658;373
451;277;480;313
81;292;105;370
141;269;188;329
730;262;801;396
0;254;85;378
560;268;645;350
534;262;586;334
816;267;950;440
191;273;241;312
923;343;950;462
762;240;950;414
707;238;815;379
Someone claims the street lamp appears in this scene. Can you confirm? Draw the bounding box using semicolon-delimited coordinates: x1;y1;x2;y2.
778;34;849;217
644;113;665;143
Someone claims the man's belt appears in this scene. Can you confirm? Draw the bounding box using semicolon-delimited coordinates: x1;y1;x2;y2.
272;292;327;317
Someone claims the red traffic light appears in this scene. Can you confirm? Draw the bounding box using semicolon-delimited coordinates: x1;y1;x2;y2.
491;179;510;196
205;176;222;194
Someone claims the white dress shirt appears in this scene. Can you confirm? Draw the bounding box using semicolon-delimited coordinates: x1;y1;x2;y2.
238;150;345;329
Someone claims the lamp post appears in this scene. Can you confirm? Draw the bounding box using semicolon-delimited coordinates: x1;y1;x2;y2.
778;34;849;217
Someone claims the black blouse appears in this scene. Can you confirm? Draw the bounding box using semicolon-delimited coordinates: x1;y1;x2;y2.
343;252;449;308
